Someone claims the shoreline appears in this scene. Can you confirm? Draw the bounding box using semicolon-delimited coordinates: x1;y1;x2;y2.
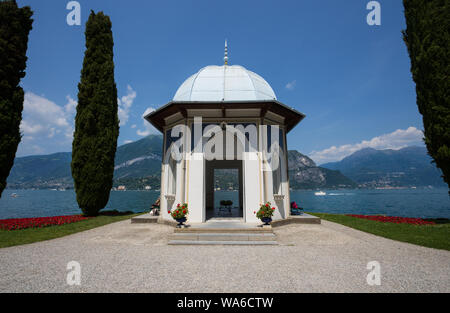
1;187;449;220
4;186;445;191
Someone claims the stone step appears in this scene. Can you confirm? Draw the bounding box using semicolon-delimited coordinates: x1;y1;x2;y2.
168;240;278;246
174;225;273;233
169;232;277;242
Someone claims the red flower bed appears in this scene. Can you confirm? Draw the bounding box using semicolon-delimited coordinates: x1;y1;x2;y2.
0;215;89;231
346;214;435;225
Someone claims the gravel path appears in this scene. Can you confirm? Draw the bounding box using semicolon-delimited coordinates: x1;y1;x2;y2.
0;220;449;293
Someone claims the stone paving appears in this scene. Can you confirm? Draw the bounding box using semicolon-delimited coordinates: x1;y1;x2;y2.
0;219;449;292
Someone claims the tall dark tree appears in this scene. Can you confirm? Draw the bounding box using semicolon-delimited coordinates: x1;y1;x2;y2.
0;0;33;198
72;11;119;216
402;0;450;189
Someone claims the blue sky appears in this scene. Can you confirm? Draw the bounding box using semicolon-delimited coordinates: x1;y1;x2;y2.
15;0;424;164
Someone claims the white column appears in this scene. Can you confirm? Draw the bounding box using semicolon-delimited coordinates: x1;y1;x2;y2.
243;152;261;223
159;132;170;222
175;160;184;205
282;129;291;219
276;152;288;220
187;153;204;223
159;162;169;220
259;123;267;204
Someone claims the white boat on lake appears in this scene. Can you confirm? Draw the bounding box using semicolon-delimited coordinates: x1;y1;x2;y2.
314;191;326;196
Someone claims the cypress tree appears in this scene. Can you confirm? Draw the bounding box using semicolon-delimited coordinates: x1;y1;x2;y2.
0;0;33;198
72;11;119;216
402;0;450;189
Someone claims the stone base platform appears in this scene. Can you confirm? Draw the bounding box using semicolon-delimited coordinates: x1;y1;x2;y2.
271;213;321;227
131;214;320;226
131;214;320;245
130;214;158;224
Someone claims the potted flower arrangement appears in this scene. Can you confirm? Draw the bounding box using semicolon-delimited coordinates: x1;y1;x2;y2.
290;201;303;215
255;202;276;225
168;203;189;228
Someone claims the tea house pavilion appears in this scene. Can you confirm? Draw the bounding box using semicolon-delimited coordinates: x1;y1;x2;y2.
145;45;305;224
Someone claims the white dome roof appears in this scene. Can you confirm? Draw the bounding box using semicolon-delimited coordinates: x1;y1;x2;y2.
173;65;277;102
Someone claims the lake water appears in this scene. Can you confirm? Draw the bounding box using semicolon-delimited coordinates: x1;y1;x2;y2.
0;190;160;219
291;188;450;219
0;188;449;219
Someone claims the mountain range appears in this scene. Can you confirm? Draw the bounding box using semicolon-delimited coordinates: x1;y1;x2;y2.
288;151;357;189
5;136;446;190
7;136;163;190
321;146;446;188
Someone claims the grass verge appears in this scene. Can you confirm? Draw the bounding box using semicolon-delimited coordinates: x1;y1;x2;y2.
0;212;142;249
309;213;450;251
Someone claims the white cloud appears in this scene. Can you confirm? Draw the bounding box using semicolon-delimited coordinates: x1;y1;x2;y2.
65;95;77;115
285;80;296;90
118;85;137;126
131;124;137;129
18;92;77;156
137;129;150;136
17;85;134;156
308;127;424;165
137;107;157;137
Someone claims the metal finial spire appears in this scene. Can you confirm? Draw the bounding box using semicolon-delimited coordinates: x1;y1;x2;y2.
224;40;228;65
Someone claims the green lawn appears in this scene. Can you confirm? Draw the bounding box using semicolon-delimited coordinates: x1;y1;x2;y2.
309;213;450;251
0;212;142;249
